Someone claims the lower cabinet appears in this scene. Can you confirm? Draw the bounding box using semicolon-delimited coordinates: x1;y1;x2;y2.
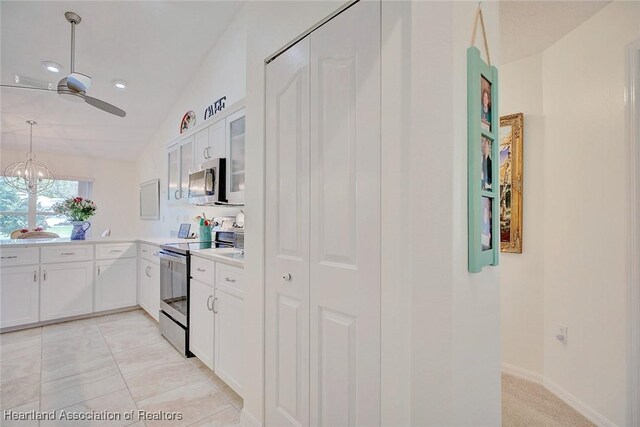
95;258;137;312
40;261;94;321
215;285;244;395
0;265;40;328
139;258;160;321
189;278;215;369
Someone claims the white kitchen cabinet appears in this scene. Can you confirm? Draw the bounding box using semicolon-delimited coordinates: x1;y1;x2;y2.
225;109;245;204
194;119;226;165
40;261;94;321
95;258;137;312
189;278;215;369
0;247;39;267
214;281;243;396
167;135;194;204
139;258;160;321
0;265;39;328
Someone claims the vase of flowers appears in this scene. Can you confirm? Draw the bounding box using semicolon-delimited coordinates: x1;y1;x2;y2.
52;197;97;240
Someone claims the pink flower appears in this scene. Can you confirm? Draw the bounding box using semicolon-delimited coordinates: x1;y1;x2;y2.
20;229;28;233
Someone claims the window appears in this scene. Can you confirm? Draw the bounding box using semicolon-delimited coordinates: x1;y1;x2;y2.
0;178;93;239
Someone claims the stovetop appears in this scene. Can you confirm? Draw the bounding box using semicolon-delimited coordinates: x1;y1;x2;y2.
161;241;233;255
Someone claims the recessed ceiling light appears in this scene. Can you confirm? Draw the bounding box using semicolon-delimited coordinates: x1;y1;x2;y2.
42;61;63;73
113;79;127;89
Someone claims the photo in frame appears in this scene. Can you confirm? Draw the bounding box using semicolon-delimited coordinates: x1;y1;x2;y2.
467;45;499;273
499;113;523;253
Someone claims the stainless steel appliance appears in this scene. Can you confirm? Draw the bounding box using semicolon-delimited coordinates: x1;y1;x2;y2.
188;159;226;205
158;248;191;356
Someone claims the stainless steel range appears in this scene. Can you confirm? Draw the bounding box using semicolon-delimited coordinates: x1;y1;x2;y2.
158;227;236;356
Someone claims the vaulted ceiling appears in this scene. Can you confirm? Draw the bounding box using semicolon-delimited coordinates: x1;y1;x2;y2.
1;1;244;161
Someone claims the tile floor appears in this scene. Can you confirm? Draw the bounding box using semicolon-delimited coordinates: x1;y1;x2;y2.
0;309;243;426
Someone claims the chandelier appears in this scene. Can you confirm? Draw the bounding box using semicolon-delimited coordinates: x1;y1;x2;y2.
3;120;55;194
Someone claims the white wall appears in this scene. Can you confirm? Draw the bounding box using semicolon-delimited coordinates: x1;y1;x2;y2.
499;2;640;425
135;7;247;237
541;2;639;425
0;148;138;237
499;53;545;379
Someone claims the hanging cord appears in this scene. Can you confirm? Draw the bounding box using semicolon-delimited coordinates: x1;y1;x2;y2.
470;2;491;67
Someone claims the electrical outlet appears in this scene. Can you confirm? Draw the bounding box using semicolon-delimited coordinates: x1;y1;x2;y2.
556;324;568;343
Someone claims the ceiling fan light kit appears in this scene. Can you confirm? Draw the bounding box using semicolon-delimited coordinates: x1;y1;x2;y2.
3;121;55;195
1;11;127;117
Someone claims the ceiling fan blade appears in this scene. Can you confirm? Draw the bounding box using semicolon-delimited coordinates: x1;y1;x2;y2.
14;74;53;90
1;84;54;92
84;95;126;117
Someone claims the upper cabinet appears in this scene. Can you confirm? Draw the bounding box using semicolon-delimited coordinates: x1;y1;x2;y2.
195;120;226;165
167;135;194;204
167;101;245;205
226;109;246;205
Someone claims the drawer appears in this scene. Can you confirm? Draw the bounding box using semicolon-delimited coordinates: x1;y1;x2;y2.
41;245;94;264
96;243;136;260
139;243;161;263
215;263;243;292
191;255;215;286
0;247;39;267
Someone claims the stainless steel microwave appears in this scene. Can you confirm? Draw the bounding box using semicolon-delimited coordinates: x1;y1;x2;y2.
188;159;226;205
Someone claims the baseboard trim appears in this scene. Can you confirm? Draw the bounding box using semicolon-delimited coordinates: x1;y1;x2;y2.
543;377;618;427
502;365;618;427
501;362;543;384
240;409;262;427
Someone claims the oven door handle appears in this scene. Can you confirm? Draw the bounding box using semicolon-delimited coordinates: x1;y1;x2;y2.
159;251;187;264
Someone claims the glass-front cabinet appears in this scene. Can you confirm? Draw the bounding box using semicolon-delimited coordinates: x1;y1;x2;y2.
167;135;194;204
226;109;245;204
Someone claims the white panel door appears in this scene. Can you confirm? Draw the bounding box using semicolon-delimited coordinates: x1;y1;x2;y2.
138;259;150;313
40;261;94;321
309;3;381;427
148;262;161;321
265;38;311;427
189;279;215;369
95;258;137;312
214;287;244;396
208;119;227;160
195;128;210;164
0;265;39;328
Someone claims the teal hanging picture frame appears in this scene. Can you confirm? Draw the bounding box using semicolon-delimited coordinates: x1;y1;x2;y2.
468;45;499;273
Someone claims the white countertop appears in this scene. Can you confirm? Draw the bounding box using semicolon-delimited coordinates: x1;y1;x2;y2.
0;237;244;268
190;247;244;268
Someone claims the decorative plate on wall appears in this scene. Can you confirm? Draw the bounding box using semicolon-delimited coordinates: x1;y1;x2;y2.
180;110;196;134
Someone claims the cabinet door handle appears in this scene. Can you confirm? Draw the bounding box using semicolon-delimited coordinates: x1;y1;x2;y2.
142;249;148;253
196;267;206;272
145;266;152;277
282;273;292;281
97;266;101;275
174;189;181;200
109;249;123;254
33;270;37;282
204;147;210;159
60;252;76;256
1;255;18;259
207;295;213;311
43;270;47;281
212;296;219;314
225;276;236;283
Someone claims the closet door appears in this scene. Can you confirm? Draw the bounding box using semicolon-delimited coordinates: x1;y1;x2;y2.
265;38;311;427
309;2;381;427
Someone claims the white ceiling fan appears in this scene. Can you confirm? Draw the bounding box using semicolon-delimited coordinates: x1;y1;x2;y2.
1;12;126;117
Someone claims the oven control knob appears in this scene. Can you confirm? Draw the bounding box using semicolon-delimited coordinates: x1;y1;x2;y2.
283;273;292;281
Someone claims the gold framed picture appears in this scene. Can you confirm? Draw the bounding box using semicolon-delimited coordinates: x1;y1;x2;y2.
499;113;523;253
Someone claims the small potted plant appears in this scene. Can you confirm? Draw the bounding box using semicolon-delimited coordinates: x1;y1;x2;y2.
52;197;97;240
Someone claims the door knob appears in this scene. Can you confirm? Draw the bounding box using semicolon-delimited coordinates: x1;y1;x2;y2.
283;273;292;281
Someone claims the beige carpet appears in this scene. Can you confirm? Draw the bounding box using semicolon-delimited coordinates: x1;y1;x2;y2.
502;374;595;427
